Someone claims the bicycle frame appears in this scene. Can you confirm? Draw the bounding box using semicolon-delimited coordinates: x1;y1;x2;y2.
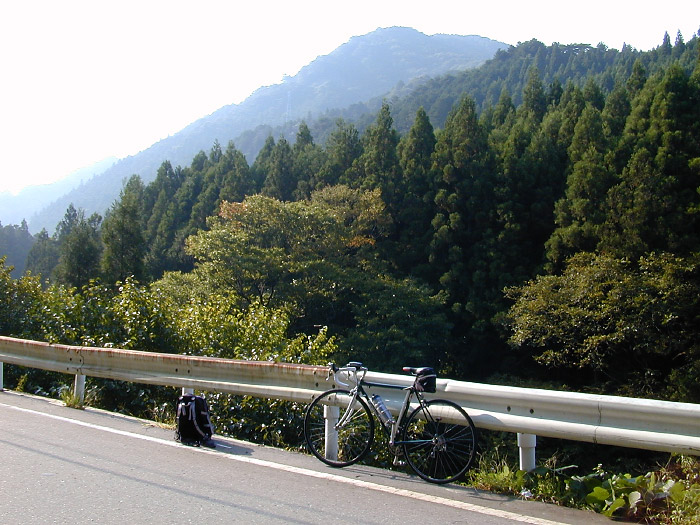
333;366;423;447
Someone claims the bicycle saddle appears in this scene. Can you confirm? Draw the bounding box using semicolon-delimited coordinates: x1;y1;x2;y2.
402;366;432;376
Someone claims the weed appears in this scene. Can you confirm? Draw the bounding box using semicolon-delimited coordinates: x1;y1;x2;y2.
150;401;176;429
466;450;700;524
524;456;576;505
16;373;28;392
467;447;526;494
60;385;84;409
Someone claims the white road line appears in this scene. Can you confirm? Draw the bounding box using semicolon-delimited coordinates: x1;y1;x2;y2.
1;402;569;525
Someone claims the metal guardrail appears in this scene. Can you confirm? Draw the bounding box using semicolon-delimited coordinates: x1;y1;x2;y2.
361;371;700;458
0;336;327;402
1;335;699;470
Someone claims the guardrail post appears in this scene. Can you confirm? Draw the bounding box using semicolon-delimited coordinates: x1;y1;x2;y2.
324;404;339;461
517;433;537;471
73;374;86;405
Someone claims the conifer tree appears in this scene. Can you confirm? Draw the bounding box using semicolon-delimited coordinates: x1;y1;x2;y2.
491;88;516;128
190;166;223;230
626;59;648;98
293;121;313;152
142;162;190;278
429;96;499;375
555;83;586;151
25;228;59;281
261;137;295;201
209;139;222;164
582;78;605;111
660;31;673;57
600;147;664;257
547;78;564;107
55;208;102;288
219;141;253;203
322;119;362;187
601;83;632;172
356;102;401;217
491;106;558;287
101;175;146;283
190;150;209;173
521;67;547;121
165;171;202;273
251;136;276;191
292;122;326;199
144;161;185;249
0;220;35;278
395;107;437;275
547;105;613;267
602;63;700;257
55;203;80;242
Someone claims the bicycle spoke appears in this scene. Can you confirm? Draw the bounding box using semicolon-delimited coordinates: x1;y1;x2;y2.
402;399;477;484
303;389;374;468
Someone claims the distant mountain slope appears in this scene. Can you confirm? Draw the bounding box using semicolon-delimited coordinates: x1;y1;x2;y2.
27;27;506;233
0;157;116;228
388;36;698;133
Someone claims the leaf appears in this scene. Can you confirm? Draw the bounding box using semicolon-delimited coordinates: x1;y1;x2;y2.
668;480;686;503
586;486;610;506
627;490;642;510
602;497;627;517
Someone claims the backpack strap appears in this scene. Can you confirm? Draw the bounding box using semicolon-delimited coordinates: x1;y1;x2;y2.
188;400;207;439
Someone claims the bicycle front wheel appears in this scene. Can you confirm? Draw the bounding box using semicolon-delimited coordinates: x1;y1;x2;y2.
304;389;375;467
402;399;477;484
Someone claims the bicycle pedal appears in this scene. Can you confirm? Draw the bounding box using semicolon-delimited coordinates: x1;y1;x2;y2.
393;457;406;467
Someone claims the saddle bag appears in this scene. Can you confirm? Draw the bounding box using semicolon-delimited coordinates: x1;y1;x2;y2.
414;367;437;393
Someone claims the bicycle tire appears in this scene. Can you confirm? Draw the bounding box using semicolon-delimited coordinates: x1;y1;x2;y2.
304;389;375;467
402;399;477;484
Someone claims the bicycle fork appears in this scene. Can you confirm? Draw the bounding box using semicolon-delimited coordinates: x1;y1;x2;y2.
324;392;361;461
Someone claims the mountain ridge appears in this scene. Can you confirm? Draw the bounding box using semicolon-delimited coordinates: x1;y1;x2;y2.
21;26;506;233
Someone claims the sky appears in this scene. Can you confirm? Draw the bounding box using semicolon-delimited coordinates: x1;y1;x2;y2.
1;0;698;195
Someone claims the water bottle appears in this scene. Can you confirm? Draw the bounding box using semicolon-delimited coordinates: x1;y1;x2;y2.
371;394;394;427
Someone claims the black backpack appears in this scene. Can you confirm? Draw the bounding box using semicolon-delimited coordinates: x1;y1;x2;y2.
175;393;215;446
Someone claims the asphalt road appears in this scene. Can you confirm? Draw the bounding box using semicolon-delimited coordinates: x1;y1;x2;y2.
0;390;611;524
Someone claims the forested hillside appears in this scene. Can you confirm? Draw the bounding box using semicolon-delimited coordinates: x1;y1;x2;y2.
25;27;505;234
0;221;33;277
3;31;700;408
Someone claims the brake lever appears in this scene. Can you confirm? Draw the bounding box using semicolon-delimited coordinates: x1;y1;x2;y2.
326;362;338;381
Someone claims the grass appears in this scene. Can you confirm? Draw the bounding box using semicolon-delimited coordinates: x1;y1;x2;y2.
467;449;526;494
60;386;85;409
149;402;176;429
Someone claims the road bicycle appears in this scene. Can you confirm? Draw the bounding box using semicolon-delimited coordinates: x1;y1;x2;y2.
303;361;477;484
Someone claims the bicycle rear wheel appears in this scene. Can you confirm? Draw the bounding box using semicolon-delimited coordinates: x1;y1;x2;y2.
402;399;477;484
304;389;374;467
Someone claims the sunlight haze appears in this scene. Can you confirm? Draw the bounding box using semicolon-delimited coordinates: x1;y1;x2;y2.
0;0;698;194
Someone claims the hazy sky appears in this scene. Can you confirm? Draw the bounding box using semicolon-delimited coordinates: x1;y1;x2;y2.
1;0;698;194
